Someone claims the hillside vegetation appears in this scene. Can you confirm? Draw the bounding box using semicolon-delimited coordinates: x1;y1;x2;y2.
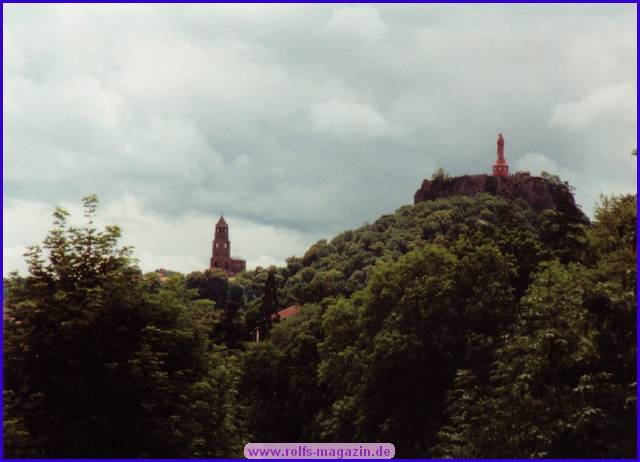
3;180;636;457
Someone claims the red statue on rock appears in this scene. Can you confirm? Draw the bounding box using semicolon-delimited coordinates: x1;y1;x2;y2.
493;133;509;177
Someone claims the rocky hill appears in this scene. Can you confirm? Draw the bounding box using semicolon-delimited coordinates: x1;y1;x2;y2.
414;172;587;222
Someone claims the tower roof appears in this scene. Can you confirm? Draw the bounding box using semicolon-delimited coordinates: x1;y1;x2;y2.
216;215;228;227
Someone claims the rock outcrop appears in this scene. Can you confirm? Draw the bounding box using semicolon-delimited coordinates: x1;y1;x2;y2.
414;172;587;221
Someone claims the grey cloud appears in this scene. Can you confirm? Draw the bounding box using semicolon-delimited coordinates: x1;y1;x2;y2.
3;4;637;276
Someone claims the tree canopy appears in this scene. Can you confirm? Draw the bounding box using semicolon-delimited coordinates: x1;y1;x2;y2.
4;196;246;457
4;185;636;457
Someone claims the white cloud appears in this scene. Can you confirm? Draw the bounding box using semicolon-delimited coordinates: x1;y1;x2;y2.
310;98;398;137
549;82;636;130
322;6;387;43
3;199;52;276
3;195;321;277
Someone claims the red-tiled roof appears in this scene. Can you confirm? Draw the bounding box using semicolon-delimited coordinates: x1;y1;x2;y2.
216;215;228;226
273;304;301;320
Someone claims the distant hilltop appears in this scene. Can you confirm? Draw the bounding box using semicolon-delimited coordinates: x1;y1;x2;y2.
414;134;588;222
414;171;587;221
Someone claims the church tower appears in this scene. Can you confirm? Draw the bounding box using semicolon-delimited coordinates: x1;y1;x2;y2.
210;215;246;276
211;215;230;264
493;133;509;177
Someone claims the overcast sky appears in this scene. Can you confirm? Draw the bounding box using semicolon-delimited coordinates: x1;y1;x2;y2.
3;4;637;277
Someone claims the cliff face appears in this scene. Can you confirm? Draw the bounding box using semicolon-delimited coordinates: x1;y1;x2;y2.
414;173;587;221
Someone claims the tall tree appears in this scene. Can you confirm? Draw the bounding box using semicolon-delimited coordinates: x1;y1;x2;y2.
257;267;280;339
3;196;246;457
434;195;636;458
316;243;517;456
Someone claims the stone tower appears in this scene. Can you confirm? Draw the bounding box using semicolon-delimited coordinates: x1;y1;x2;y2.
210;215;246;277
493;133;509;177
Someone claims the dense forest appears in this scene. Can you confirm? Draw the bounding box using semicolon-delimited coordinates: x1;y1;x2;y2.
3;174;636;457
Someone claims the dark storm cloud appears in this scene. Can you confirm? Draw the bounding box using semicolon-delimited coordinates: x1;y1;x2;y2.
3;4;636;275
